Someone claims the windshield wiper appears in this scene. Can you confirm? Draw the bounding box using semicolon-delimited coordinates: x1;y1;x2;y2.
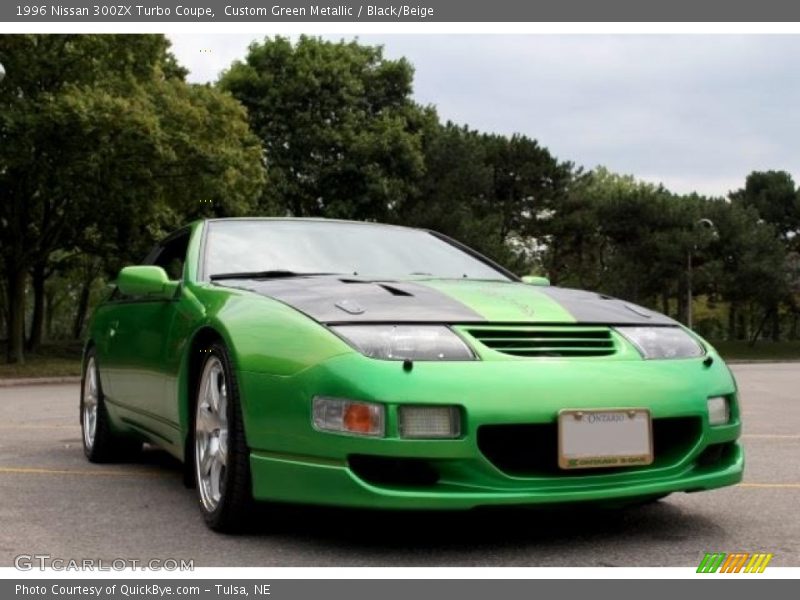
210;270;345;281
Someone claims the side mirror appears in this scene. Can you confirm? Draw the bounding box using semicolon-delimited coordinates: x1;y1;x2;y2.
117;266;178;299
521;275;551;286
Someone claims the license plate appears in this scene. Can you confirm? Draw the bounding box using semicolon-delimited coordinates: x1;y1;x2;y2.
558;408;653;469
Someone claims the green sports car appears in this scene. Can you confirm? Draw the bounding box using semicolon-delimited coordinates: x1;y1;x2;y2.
81;218;743;532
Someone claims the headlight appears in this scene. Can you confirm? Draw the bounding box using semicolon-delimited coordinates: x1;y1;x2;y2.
615;326;705;359
331;325;476;361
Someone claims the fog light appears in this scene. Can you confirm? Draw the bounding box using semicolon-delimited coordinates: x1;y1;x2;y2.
707;396;730;426
313;397;385;437
399;406;461;439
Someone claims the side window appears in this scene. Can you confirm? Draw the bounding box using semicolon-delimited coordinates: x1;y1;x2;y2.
150;232;190;281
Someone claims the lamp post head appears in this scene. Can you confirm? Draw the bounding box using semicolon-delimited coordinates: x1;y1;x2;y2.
697;218;715;230
696;218;719;240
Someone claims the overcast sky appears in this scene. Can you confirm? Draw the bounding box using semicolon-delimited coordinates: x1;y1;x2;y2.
168;34;799;197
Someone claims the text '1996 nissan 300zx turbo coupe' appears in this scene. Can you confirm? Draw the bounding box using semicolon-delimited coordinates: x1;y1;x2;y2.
80;218;743;532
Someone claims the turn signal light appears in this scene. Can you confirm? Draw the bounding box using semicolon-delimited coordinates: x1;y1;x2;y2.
312;397;385;437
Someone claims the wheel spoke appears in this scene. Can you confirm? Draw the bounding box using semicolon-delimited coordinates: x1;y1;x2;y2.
87;368;97;403
209;458;223;501
217;431;228;463
200;443;214;477
209;368;221;412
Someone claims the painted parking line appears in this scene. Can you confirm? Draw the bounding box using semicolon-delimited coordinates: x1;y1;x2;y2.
0;424;76;429
741;434;800;439
738;483;800;489
0;466;169;477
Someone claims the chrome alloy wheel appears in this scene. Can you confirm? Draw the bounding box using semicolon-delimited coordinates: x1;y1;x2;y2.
82;357;99;451
195;356;229;513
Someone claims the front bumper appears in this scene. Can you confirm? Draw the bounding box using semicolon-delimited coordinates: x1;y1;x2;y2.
239;352;743;509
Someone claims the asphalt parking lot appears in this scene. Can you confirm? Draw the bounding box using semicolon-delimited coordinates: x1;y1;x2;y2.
0;363;798;567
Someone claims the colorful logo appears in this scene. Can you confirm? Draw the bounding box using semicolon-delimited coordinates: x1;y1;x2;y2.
697;552;774;573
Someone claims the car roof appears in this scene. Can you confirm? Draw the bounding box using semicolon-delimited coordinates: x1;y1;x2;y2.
200;217;423;232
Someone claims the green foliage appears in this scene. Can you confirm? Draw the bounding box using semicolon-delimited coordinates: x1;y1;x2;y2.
0;34;266;362
395;121;574;271
541;168;691;298
730;171;800;245
538;167;792;338
220;35;425;220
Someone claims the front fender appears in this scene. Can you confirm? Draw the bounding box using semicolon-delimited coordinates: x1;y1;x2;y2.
198;287;354;376
175;285;355;457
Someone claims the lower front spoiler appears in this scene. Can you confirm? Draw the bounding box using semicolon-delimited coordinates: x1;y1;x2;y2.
250;443;744;510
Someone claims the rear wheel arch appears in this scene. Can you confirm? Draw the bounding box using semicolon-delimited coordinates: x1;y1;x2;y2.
80;345;141;462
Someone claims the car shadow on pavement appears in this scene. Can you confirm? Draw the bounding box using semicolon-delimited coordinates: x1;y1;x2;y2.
134;446;722;560
238;495;722;556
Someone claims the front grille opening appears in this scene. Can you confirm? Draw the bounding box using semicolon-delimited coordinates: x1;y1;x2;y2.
466;326;616;357
696;442;735;468
478;417;702;477
348;455;439;487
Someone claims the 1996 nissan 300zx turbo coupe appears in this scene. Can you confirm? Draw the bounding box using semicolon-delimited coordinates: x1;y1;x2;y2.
81;218;743;532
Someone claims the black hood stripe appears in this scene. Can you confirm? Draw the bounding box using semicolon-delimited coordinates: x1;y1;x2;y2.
536;286;678;326
219;278;487;323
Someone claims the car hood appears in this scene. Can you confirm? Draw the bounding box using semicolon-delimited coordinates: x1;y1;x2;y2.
215;277;677;326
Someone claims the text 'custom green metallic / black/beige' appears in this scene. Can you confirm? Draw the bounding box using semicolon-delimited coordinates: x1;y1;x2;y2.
81;218;742;532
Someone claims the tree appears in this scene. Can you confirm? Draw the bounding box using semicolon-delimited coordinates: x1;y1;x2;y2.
392;121;574;272
219;35;426;221
481;133;574;247
539;168;690;304
0;34;265;362
730;171;800;245
395;121;505;263
703;199;787;342
730;171;800;340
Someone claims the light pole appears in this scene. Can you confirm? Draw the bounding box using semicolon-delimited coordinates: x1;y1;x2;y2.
687;218;717;330
0;60;5;83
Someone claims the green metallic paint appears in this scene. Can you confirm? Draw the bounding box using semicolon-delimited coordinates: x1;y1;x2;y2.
247;446;743;509
116;266;179;299
85;218;744;511
521;275;551;286
238;349;737;454
419;279;575;323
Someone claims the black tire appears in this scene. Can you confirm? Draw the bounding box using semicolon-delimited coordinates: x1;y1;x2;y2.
192;342;254;532
80;348;141;463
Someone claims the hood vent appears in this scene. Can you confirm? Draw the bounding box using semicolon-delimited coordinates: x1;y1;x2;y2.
378;283;413;297
338;279;414;297
466;326;616;358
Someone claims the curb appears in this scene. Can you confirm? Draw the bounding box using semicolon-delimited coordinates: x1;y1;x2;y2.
0;376;81;387
725;359;800;365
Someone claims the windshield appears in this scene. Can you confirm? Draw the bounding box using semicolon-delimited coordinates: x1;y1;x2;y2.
203;220;511;281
